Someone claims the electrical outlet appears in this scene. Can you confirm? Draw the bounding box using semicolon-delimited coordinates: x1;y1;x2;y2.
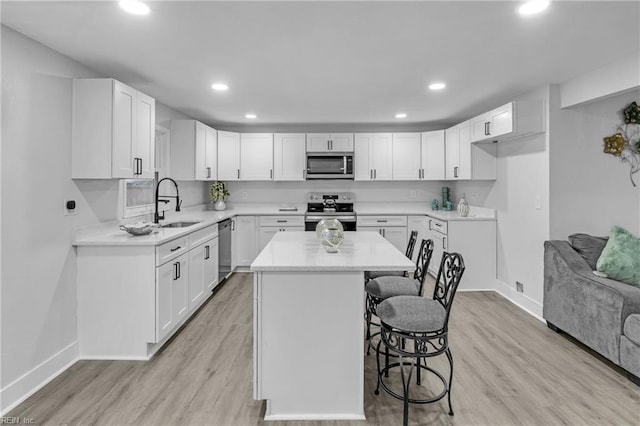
64;199;77;216
535;195;542;210
241;191;248;200
409;190;417;200
516;281;524;293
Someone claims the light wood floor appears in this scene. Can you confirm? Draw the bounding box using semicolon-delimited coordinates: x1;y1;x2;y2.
10;273;640;425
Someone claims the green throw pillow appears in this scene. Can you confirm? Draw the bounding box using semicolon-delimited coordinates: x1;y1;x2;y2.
596;226;640;287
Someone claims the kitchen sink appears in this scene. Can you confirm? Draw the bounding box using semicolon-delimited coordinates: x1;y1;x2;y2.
160;221;201;228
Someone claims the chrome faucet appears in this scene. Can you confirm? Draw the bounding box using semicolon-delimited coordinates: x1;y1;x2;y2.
155;177;181;223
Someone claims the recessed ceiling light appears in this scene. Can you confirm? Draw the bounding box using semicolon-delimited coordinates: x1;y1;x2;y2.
119;0;150;16
245;113;257;119
211;83;229;91
518;0;550;15
395;113;407;119
429;82;446;91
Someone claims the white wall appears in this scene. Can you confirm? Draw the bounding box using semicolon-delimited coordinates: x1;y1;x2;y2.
0;26;207;414
549;86;640;239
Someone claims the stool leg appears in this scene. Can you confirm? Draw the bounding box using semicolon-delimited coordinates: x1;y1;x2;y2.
416;356;421;385
399;354;414;426
385;344;390;377
365;308;372;355
445;347;454;416
375;339;383;395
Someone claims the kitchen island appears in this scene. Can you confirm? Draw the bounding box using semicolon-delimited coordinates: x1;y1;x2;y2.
251;231;415;421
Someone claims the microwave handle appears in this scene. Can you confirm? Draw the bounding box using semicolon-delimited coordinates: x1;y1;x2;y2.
343;156;347;174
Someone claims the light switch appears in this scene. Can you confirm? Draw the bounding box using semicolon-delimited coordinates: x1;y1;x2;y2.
535;195;542;210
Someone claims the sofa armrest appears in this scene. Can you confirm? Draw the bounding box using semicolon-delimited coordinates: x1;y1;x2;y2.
543;240;637;363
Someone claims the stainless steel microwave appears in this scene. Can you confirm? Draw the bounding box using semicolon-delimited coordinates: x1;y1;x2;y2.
306;152;354;180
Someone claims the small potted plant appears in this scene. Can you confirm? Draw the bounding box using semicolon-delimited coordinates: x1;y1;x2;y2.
210;181;230;211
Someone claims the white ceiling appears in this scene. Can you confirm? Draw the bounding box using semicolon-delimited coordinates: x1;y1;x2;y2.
2;1;639;127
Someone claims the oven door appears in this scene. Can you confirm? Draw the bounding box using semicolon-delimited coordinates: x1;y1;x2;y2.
305;216;357;231
306;153;354;179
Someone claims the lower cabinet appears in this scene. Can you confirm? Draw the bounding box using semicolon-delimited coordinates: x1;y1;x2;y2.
258;216;305;252
77;224;219;359
232;216;258;268
357;216;408;252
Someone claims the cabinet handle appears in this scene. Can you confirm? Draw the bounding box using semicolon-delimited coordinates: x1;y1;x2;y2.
374;169;377;179
382;229;386;237
442;237;446;250
454;166;458;178
370;169;373;180
207;167;211;178
138;158;143;175
237;169;240;179
487;122;491;135
485;122;491;136
277;220;287;223
170;246;181;252
231;219;235;231
270;169;273;179
327;140;330;150
330;140;333;150
205;245;210;260
422;169;425;179
428;219;432;231
377;219;388;223
173;261;180;280
303;169;307;179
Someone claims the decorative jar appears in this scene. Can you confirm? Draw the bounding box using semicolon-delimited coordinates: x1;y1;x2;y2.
457;193;469;217
214;200;227;211
315;218;344;253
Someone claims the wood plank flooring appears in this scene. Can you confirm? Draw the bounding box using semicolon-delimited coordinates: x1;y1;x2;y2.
9;273;640;425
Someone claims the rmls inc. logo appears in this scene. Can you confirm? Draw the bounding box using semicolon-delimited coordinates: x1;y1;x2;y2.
0;418;35;425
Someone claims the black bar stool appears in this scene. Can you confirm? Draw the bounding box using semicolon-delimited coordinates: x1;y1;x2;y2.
374;252;465;426
365;238;434;355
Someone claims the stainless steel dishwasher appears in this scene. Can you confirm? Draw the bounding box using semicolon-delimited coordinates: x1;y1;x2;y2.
218;218;232;283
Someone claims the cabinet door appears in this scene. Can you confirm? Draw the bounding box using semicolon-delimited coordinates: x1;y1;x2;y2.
156;261;175;342
330;134;354;151
194;122;208;181
204;238;219;292
274;133;305;181
204;127;218;180
407;216;429;263
188;244;206;311
173;256;189;324
354;134;372;181
458;122;471;179
233;216;257;267
383;227;408;253
135;91;155;178
445;123;471;180
470;112;491;143
488;102;513;138
258;226;280;253
393;133;422;181
112;80;136;178
421;130;445;180
428;227;447;276
218;131;241;180
371;133;393;181
306;134;331;152
240;133;274;180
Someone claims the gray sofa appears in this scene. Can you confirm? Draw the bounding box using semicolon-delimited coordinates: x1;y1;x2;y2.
543;239;640;385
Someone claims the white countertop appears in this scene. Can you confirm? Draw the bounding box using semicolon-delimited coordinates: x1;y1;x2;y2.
251;231;415;272
355;203;496;221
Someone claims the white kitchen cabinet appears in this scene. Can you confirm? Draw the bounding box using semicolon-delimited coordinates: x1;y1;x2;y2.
156;253;188;342
354;133;393;181
72;78;155;179
391;133;422;181
446;121;497;181
170;120;217;181
188;239;218;311
470;100;545;143
357;216;408;252
425;215;496;291
421;130;446;180
218;131;241;180
232;216;258;268
204;238;219;292
306;133;354;152
240;133;274;181
274;133;306;181
257;216;305;252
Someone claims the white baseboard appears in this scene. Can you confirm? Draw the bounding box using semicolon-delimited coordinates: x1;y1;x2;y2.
493;279;544;322
0;341;79;416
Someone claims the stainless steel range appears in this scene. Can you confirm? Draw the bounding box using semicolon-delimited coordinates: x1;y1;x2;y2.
304;192;357;231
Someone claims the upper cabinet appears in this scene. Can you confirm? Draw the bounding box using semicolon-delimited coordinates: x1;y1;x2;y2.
354;133;393;181
274;133;306;181
391;132;444;181
217;131;241;181
306;133;354;152
445;121;496;180
170;120;217;181
240;133;274;181
72;78;155;179
470;100;545;143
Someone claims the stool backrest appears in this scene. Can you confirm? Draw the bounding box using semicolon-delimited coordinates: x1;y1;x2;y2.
433;252;465;329
414;239;435;296
405;230;419;259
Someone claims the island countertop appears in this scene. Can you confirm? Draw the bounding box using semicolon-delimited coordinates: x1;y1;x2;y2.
250;231;415;272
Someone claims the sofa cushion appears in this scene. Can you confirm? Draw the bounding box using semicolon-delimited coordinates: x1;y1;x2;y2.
596;226;640;287
624;314;640;346
568;233;608;270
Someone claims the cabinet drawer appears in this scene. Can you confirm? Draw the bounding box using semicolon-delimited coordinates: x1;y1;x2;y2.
189;224;219;248
427;217;448;235
357;216;407;227
156;236;189;266
259;216;304;227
